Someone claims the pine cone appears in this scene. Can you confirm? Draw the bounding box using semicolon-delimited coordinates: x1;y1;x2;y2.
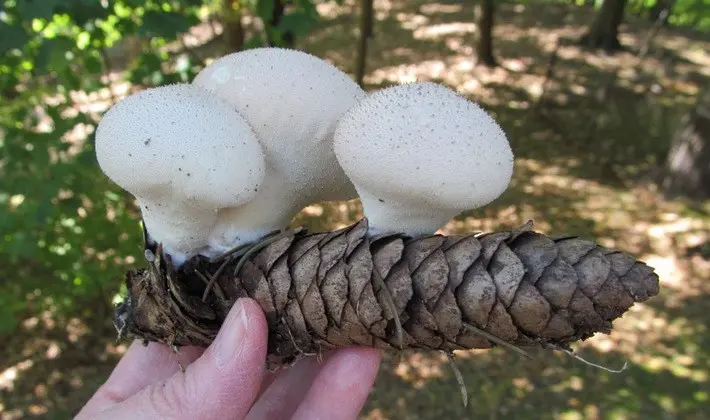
117;219;659;363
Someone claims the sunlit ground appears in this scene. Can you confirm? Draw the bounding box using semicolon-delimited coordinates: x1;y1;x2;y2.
2;0;710;418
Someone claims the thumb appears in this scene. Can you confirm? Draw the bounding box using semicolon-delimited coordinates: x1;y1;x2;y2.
100;298;268;420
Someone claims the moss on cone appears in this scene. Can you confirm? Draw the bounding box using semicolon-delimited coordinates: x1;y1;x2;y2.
116;219;659;364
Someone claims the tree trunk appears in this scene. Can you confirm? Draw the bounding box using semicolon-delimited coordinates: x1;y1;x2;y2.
355;0;374;87
221;0;245;52
648;0;673;24
475;0;496;67
266;0;295;48
662;87;710;199
580;0;628;52
638;0;672;57
117;219;658;364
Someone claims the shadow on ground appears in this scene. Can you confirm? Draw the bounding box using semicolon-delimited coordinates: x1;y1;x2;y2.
1;1;709;418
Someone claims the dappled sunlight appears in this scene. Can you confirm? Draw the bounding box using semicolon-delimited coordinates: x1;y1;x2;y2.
292;200;363;232
394;352;448;389
0;360;34;393
366;55;546;105
0;301;125;418
368;59;448;84
70;83;131;117
678;48;710;74
3;0;710;418
351;0;703;119
413;22;476;41
419;3;463;16
396;12;430;32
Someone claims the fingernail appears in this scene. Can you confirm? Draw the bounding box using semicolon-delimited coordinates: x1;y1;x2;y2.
214;299;250;368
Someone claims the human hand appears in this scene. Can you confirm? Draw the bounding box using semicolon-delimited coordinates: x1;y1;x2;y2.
77;298;382;419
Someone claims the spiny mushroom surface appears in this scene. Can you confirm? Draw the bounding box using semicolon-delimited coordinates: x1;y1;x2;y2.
192;48;365;254
334;81;514;237
95;84;266;264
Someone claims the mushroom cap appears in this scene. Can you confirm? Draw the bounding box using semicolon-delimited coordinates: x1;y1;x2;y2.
192;48;364;204
95;84;266;209
334;82;513;211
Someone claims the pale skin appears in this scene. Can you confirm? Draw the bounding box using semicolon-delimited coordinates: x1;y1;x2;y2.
77;298;382;420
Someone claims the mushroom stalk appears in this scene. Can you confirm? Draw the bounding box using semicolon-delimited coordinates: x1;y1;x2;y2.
207;173;296;253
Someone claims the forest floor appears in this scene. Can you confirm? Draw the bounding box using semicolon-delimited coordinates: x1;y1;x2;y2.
2;1;710;419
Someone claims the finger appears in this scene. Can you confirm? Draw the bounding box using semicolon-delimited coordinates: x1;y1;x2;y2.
78;340;204;416
245;355;327;420
253;357;285;400
291;348;382;420
97;298;268;420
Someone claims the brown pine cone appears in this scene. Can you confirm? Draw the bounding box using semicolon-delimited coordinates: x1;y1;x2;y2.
117;219;659;364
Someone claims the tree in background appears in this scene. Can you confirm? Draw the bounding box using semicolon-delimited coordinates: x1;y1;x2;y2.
266;0;295;47
628;0;710;30
355;0;374;87
580;0;628;51
197;0;322;55
259;0;319;48
662;86;710;199
648;0;675;24
221;0;246;51
475;0;496;67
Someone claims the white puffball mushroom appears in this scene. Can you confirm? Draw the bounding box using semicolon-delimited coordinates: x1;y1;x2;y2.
334;82;514;237
192;48;365;253
95;84;266;264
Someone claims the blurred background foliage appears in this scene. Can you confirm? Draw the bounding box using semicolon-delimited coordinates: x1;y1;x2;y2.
1;0;709;418
0;0;326;334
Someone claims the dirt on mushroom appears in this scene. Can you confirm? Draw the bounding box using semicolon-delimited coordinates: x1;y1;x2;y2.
116;219;659;365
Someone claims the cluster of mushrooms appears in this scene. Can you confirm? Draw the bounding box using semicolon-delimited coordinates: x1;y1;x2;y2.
96;48;514;266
